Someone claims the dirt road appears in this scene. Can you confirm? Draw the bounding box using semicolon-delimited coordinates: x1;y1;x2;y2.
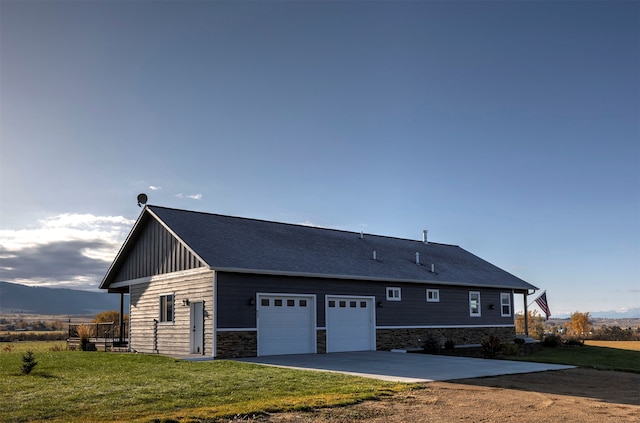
238;368;640;422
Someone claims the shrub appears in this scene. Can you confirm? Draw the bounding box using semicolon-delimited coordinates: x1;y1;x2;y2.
481;335;503;358
76;325;95;351
502;342;520;356
513;337;525;345
542;334;562;348
444;339;456;351
563;337;584;347
422;336;440;354
21;350;38;375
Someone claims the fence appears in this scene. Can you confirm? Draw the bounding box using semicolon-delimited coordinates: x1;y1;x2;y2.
68;321;129;351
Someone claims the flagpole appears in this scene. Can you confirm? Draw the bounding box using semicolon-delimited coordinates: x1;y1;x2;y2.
527;290;545;308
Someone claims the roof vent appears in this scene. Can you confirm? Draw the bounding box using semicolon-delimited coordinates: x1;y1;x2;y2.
415;252;420;265
431;263;435;273
422;229;428;243
373;250;377;260
360;231;364;239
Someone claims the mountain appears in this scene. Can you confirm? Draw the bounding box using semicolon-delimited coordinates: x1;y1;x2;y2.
0;281;125;315
548;308;640;319
588;308;640;319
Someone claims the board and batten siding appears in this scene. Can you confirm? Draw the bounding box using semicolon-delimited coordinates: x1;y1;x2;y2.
129;269;213;355
113;218;204;283
216;272;515;329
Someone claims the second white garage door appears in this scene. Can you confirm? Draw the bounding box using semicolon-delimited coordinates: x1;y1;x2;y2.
257;293;316;356
326;295;376;353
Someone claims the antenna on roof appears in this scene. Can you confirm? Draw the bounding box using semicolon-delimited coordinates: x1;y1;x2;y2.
137;193;148;207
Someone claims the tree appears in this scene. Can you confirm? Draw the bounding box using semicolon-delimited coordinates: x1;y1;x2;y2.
93;310;128;323
21;350;38;375
568;311;592;338
515;310;545;340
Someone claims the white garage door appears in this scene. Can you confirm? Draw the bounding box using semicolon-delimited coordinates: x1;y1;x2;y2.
257;293;316;356
326;296;375;353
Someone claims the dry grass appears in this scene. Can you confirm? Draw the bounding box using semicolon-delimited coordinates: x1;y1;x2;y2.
584;340;640;351
75;324;93;339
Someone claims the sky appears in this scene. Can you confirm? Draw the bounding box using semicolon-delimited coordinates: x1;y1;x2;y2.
1;0;638;318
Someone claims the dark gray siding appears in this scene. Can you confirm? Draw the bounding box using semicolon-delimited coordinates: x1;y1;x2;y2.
216;272;514;329
113;218;204;283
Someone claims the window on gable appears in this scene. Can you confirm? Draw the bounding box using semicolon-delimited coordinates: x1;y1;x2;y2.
469;291;481;317
426;289;440;302
159;294;174;323
386;287;401;301
500;293;511;316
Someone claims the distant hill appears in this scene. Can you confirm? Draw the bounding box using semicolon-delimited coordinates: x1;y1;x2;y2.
0;281;126;315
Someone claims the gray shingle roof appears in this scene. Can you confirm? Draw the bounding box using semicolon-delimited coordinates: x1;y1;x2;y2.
144;205;536;291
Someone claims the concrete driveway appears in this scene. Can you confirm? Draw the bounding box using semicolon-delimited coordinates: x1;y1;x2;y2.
236;351;574;383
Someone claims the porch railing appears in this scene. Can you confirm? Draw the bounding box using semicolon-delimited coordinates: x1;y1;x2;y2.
68;321;129;351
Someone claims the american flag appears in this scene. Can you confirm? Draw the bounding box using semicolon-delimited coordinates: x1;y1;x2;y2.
535;291;551;320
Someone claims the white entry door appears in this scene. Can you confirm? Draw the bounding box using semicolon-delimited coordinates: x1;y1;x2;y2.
257;293;316;356
326;296;375;353
190;302;204;354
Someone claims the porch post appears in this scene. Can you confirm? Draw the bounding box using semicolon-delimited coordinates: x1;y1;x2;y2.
119;292;124;343
523;291;529;337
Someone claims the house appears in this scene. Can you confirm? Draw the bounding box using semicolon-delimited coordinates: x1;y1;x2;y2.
100;205;538;358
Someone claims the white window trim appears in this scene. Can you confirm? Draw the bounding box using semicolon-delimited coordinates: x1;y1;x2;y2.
426;289;440;302
500;292;512;317
386;287;401;301
469;291;481;317
159;292;175;324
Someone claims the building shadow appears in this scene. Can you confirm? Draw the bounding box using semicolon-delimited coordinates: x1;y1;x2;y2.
447;368;640;406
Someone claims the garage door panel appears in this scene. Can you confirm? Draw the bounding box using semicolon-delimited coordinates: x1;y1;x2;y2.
326;296;375;353
258;294;315;356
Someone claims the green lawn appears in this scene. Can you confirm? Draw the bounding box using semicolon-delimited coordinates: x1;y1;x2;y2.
3;341;639;422
0;342;406;423
508;344;640;373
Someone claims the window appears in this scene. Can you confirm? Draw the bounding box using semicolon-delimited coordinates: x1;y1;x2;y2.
500;293;511;316
328;300;336;307
261;298;269;307
159;294;174;323
339;300;346;308
299;299;307;307
350;301;356;308
386;287;401;301
426;289;440;302
287;299;295;307
274;299;283;307
469;291;481;317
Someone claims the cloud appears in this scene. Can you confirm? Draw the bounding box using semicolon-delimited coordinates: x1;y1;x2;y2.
149;185;162;191
0;214;135;290
176;193;203;200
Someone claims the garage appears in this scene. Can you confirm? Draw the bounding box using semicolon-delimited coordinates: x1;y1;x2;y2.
326;295;376;353
257;293;316;356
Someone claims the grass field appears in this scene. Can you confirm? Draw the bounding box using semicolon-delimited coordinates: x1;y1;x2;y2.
511;341;640;373
1;340;639;423
0;342;405;423
584;340;640;351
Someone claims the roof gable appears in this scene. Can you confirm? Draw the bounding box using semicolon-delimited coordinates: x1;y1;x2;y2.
99;205;537;292
100;210;205;289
